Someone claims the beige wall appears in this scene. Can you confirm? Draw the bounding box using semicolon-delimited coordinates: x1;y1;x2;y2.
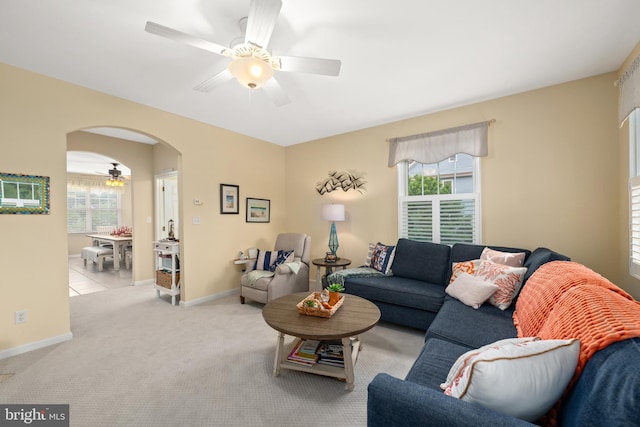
0;62;286;353
286;73;628;297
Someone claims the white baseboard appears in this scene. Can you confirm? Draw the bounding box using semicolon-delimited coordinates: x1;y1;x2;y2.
181;288;240;307
132;279;155;286
0;332;73;360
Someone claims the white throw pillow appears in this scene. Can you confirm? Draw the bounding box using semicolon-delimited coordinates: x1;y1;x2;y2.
443;338;580;422
445;272;499;309
440;337;539;391
480;247;526;267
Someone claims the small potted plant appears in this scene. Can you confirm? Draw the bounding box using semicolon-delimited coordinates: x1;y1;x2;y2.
327;282;345;306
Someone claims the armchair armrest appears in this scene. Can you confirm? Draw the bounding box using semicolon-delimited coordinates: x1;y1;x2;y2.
367;374;534;427
275;264;295;275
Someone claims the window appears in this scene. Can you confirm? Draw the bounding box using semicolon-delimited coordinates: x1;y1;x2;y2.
629;109;640;279
398;153;481;244
0;180;42;207
67;180;122;233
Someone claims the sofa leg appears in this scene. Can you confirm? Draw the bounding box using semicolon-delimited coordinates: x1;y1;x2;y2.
240;296;245;304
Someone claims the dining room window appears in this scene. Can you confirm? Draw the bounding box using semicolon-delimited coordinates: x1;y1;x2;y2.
67;178;122;233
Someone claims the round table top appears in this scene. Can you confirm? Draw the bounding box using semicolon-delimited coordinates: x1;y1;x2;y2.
262;292;380;341
311;258;352;268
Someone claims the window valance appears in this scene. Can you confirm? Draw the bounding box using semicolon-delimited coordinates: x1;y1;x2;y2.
387;120;491;167
617;53;640;126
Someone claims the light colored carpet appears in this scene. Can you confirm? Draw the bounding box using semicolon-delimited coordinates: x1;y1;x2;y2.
0;284;424;426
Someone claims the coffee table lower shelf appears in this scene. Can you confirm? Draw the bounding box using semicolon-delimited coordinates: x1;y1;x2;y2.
273;335;362;391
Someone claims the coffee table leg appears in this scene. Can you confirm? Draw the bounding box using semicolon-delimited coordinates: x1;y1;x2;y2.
273;332;285;377
342;336;355;391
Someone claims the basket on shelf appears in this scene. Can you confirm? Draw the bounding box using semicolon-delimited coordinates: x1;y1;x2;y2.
156;269;180;289
296;292;344;318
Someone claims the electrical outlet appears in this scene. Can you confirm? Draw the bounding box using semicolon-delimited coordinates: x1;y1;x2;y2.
15;310;27;324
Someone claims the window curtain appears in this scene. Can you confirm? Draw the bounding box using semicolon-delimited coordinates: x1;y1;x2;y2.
387;120;491;167
68;175;123;192
617;53;640;126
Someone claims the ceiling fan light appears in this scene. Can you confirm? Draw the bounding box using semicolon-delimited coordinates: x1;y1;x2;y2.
228;56;273;89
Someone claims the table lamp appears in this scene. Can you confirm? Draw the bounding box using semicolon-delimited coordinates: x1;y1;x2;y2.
321;204;345;262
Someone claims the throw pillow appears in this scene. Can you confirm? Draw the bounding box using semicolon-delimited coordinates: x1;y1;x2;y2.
476;261;527;310
364;242;376;266
443;338;580;422
269;250;294;272
369;242;396;275
445;272;499;309
440;337;539;391
449;259;481;284
254;250;294;271
480;247;526;267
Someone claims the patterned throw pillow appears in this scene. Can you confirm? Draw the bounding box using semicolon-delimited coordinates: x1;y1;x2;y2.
445;272;499;309
369;242;396;274
476;261;527;310
442;338;580;422
449;260;481;284
254;250;294;271
480;247;526;267
364;243;376;266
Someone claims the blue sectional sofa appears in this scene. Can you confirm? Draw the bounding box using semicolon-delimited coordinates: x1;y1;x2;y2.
333;239;640;425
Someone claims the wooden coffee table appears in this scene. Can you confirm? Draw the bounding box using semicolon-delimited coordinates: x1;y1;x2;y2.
262;292;380;391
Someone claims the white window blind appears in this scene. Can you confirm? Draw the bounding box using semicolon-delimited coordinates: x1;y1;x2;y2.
629;109;640;279
399;194;479;245
630;175;640;279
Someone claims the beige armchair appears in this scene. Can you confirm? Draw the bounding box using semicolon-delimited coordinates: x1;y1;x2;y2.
240;233;311;304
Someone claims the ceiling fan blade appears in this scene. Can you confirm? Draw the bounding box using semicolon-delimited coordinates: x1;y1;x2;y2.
245;0;282;48
145;21;228;56
261;77;291;107
194;69;234;92
276;56;341;76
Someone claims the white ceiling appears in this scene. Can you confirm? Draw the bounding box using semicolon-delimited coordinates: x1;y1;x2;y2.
67;151;132;176
1;1;639;147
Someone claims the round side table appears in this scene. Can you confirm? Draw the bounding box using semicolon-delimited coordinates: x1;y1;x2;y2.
312;258;352;291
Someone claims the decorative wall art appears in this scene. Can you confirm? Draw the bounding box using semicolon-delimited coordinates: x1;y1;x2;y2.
316;170;367;195
0;172;50;214
220;184;239;214
246;198;270;223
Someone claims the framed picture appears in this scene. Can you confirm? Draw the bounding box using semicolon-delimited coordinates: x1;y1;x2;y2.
246;198;270;223
220;184;239;214
0;172;50;215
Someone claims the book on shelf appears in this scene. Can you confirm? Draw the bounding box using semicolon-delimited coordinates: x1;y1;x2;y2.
287;339;321;365
317;339;345;367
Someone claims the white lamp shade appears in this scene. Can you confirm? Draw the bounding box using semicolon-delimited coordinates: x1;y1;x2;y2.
228;56;274;89
321;204;345;222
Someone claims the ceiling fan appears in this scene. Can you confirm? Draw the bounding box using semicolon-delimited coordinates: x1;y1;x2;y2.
101;163;126;187
144;0;341;106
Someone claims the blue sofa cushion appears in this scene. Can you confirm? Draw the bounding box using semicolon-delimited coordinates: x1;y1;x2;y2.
345;276;445;312
390;239;451;284
451;243;531;263
522;247;570;284
405;337;470;390
558;337;640;427
425;297;517;348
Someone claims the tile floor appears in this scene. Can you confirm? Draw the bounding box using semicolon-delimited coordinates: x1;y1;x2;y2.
69;256;133;297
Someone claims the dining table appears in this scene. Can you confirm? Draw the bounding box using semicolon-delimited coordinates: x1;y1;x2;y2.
86;233;132;271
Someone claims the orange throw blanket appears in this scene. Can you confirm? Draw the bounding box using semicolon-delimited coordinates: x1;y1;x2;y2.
513;261;635;337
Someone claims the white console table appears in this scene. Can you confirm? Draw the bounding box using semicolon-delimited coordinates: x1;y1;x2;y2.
153;240;180;305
